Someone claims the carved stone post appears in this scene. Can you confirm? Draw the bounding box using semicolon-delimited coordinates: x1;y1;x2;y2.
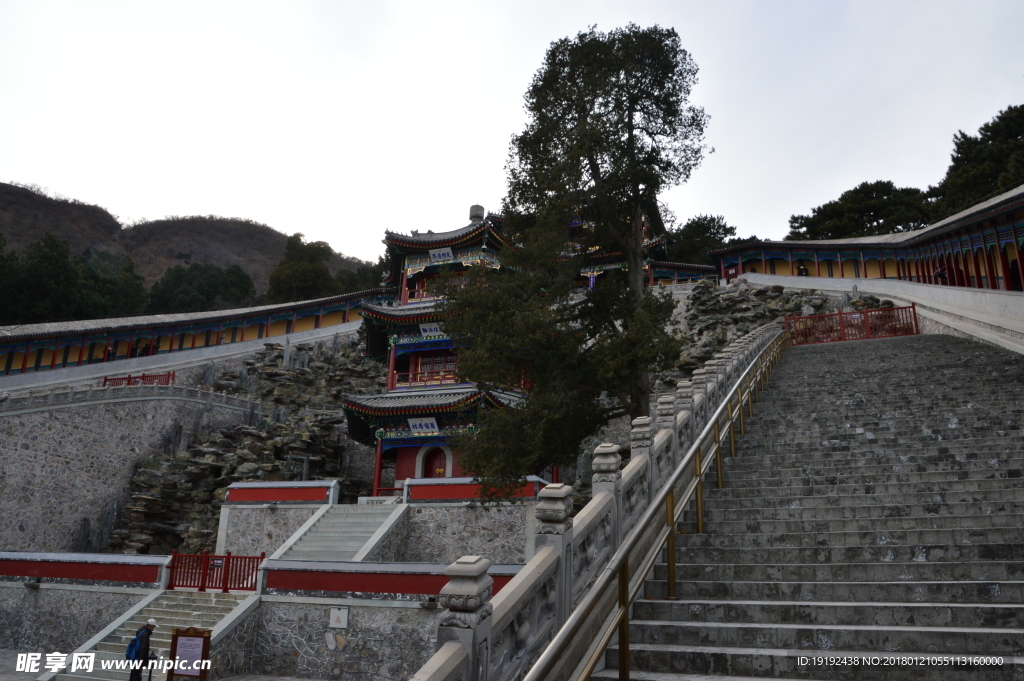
534;483;574;625
656;394;679;465
690;369;708;432
437;556;493;681
631;416;659;505
592;443;623;549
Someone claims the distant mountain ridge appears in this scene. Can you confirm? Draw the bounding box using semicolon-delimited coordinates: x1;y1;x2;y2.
0;182;364;293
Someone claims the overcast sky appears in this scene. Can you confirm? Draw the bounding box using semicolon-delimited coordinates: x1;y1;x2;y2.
2;1;1022;262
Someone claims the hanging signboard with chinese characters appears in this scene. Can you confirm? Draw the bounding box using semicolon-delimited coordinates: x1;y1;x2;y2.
428;247;454;264
419;322;443;337
408;417;440;435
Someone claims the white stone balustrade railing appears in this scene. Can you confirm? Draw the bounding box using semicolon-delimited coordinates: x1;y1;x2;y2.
411;323;785;681
0;383;264;418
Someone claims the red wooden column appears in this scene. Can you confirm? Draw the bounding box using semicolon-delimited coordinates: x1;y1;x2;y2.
814;252;821;277
101;334;112;362
77;338;88;366
997;244;1013;291
386;344;397;391
49;341;61;370
983;247;998;289
371;438;384;496
19;341;32;373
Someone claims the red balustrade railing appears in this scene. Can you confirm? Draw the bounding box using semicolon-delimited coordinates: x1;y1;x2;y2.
168;551;264;592
786;304;919;345
102;371;176;387
393;370;460;388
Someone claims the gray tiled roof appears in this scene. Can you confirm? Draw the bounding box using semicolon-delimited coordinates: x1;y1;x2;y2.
341;388;481;410
715;182;1024;252
385;223;485;245
361;301;438;319
341;387;521;412
0;288;391;341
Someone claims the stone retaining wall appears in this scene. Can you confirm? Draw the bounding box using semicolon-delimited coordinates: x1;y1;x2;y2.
397;503;533;564
0;583;149;652
219;505;323;556
0;398;248;553
209;597;437;681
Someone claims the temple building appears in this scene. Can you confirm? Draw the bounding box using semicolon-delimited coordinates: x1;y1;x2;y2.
712;183;1024;291
341;205;716;497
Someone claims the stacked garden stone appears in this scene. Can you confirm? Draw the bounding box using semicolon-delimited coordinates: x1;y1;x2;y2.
113;336;387;556
668;279;841;380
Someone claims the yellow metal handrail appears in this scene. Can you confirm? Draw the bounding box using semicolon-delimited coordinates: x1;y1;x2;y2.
522;329;792;681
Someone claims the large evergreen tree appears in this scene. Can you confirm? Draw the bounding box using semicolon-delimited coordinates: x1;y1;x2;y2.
438;24;705;494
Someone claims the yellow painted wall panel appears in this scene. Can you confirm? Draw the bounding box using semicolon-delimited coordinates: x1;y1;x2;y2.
268;320;288;337
321;311;345;327
295;316;316;332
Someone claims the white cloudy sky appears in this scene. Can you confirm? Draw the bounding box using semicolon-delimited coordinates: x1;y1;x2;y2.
1;1;1022;262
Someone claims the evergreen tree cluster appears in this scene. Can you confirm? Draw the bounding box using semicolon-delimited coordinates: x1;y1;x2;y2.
0;230;388;327
786;105;1024;241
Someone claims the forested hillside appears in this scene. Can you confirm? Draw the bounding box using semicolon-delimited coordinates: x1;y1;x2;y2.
0;182;364;293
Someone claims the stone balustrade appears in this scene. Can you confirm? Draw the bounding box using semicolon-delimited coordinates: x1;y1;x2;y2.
410;322;784;681
0;383;264;418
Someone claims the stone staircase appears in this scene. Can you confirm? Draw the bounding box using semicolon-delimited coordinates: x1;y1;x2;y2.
54;591;245;681
280;504;397;561
601;334;1024;680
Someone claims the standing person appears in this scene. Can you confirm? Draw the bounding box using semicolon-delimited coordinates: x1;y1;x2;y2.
934;265;948;284
797;263;810;276
128;619;157;681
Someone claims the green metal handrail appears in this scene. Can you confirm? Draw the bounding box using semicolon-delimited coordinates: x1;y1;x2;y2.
522;328;792;681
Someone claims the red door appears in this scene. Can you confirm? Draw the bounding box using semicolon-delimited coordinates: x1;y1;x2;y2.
423;448;447;478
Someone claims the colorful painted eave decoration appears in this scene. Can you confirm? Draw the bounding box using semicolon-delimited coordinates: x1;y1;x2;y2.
385;225;489;251
340;393;485;416
360;307;442;324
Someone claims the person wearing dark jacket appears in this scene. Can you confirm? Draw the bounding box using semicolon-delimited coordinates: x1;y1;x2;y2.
128;619;157;681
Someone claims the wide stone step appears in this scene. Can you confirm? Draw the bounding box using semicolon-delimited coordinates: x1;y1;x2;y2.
633;598;1024;629
700;487;1024;510
674;543;1024;565
642;578;1024;603
604;642;1021;680
279;551;357;560
714;469;1024;490
704;477;1024;499
719;460;1024;482
628;619;1024;655
679;513;1024;535
721;449;1024;469
677;526;1023;548
701;500;1024;522
652;560;1024;583
720;445;1024;467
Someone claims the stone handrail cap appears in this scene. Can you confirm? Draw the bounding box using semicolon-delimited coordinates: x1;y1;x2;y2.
631;416;652;427
594;443;620;455
444;555;492;577
657;395;675;404
538;483;573;499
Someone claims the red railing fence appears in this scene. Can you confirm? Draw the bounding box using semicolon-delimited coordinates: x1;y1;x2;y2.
102;371;176;387
168;551;264;592
786;304;919;346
